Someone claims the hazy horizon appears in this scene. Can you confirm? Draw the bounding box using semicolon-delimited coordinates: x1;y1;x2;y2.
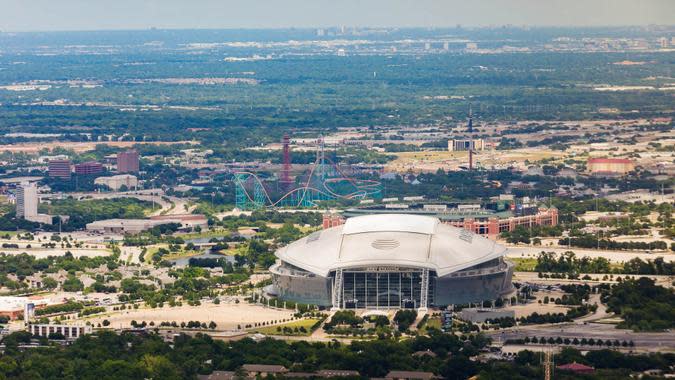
0;0;673;33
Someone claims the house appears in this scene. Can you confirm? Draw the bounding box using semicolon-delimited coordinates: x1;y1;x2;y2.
197;371;235;380
385;370;438;380
557;362;594;374
241;364;288;377
316;369;361;377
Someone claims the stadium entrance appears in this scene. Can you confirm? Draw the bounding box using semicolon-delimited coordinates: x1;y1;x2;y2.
333;267;434;309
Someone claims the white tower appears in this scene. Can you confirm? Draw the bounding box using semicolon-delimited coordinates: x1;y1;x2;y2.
16;182;38;218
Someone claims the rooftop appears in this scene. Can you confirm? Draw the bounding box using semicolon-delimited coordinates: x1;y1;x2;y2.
276;214;507;277
588;158;633;164
342;214;438;235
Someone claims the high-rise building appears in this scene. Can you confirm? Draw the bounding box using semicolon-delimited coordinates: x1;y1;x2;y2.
74;161;104;175
48;159;72;179
117;150;140;173
659;37;668;49
16;182;38;218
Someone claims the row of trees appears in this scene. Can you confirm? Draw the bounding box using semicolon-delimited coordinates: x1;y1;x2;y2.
533;251;674;275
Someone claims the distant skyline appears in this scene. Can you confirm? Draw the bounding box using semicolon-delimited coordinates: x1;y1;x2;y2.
0;0;673;32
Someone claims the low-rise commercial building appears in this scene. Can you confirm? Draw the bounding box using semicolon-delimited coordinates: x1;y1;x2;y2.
385;370;439;379
28;324;92;339
0;296;56;320
94;174;138;191
150;214;209;230
587;157;635;176
457;308;515;323
86;218;176;234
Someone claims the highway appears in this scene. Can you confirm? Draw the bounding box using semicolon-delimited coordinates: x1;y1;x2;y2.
43;189;195;216
486;322;675;352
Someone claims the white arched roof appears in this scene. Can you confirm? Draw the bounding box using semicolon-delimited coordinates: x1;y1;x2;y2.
276;214;507;277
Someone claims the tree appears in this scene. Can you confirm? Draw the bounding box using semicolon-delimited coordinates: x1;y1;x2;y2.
441;355;477;379
140;354;182;380
393;310;418;332
62;275;84;292
42;277;58;290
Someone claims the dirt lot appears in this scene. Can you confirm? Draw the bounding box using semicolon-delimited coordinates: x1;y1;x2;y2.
85;300;297;330
0;140;195;154
385;148;563;173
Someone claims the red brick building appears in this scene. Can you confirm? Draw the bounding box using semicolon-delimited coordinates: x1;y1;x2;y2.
74;161;104;175
117;150;140;173
48;159;72;178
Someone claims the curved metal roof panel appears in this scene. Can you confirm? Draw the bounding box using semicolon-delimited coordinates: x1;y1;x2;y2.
341;214;438;235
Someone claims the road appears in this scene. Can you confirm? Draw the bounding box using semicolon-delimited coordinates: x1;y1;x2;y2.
44;189;195;216
487;323;675;352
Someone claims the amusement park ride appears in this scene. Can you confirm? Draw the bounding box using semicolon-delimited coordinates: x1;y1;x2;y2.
234;136;382;210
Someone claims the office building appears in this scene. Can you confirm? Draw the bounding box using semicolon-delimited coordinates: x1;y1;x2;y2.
74;161;103;175
48;159;72;179
15;182;53;224
16;182;38;218
117;150;140;173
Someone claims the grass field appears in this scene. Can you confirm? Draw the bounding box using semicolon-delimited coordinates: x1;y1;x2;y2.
420;316;442;334
250;318;321;336
178;229;233;240
511;257;538;271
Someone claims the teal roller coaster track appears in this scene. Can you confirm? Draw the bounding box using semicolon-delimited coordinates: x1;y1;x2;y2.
234;157;381;210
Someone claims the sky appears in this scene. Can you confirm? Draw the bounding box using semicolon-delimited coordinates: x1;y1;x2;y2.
0;0;673;32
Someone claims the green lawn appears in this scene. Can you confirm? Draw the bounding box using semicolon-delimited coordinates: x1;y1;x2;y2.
511;257;538;271
420;316;442;334
251;318;321;336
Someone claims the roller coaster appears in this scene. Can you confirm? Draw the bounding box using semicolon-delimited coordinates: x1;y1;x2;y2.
234;156;382;210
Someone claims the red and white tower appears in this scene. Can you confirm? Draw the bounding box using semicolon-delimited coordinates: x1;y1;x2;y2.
280;133;294;190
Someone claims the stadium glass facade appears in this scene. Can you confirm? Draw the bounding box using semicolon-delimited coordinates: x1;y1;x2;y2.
340;268;432;309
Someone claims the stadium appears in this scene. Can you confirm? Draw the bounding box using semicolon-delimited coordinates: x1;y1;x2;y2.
268;214;514;309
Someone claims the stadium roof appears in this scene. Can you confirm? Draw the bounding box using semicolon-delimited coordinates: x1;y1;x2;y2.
276;214;507;277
